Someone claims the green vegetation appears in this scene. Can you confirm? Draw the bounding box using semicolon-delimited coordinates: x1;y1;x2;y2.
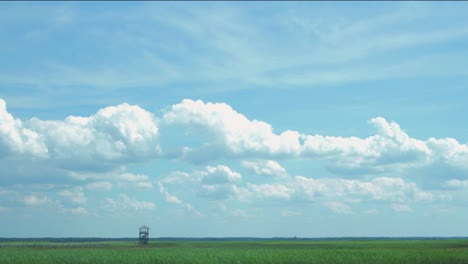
1;239;468;263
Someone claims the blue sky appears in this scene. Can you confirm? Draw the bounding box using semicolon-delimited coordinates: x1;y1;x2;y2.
1;2;468;238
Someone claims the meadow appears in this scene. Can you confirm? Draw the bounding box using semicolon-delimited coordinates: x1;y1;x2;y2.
1;239;468;263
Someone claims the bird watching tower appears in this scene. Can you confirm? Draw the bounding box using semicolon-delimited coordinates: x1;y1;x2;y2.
139;225;150;245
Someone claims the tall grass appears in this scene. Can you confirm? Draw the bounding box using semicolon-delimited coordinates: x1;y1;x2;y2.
1;240;467;263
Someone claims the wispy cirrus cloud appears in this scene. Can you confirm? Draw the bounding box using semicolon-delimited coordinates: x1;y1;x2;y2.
2;2;468;104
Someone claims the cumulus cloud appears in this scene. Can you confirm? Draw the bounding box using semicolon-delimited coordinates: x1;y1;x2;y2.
242;160;288;178
0;188;49;208
230;175;435;213
159;165;243;201
118;173;153;189
300;117;431;172
57;187;87;205
247;183;292;200
291;176;432;203
159;163;435;212
2;97;468;186
160;171;193;185
224;175;436;215
201;165;242;184
1;97;159;166
162;99;301;161
198;166;243;200
426;138;468;169
1;97;468;217
199;182;242;200
0;98;47;157
0;98;160;186
27;102;160;167
0;187;90;215
160;99;468;179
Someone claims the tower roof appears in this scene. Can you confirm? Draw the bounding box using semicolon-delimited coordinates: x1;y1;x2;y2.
139;225;150;229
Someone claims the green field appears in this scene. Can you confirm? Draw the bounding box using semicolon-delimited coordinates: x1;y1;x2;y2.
1;239;468;263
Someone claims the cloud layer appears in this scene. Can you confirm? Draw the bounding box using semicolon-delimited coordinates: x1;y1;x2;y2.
1;97;467;217
161;99;468;177
2;98;468;180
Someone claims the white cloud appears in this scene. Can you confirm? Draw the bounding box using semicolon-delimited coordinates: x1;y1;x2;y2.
104;194;155;211
162;99;301;161
231;208;257;218
134;182;154;189
197;165;244;200
21;194;51;206
65;170;114;181
242;160;288;178
364;209;379;214
426;138;468;169
118;173;153;189
2;3;468;95
162;99;468;179
119;173;149;182
238;175;433;209
0;98;161;184
160;165;244;201
2;97;468;188
199;183;242;201
300;117;431;172
247;183;292;200
292;176;432;203
0;189;52;208
58;187;87;205
445;179;468;189
281;209;303;217
158;182;202;216
1;97;467;217
158;183;182;204
86;181;113;191
201;165;242;184
158;163;436;210
324;201;353;215
26;102;160;166
0;98;47;158
160;171;193;185
69;207;87;215
60;206;88;215
391;203;413;213
181;203;203;217
158;166;243;202
235;176;436;216
0;187;89;214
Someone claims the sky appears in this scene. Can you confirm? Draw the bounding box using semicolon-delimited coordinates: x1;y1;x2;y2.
1;2;468;238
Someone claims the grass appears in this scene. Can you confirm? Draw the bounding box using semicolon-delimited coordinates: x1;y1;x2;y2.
1;239;468;263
